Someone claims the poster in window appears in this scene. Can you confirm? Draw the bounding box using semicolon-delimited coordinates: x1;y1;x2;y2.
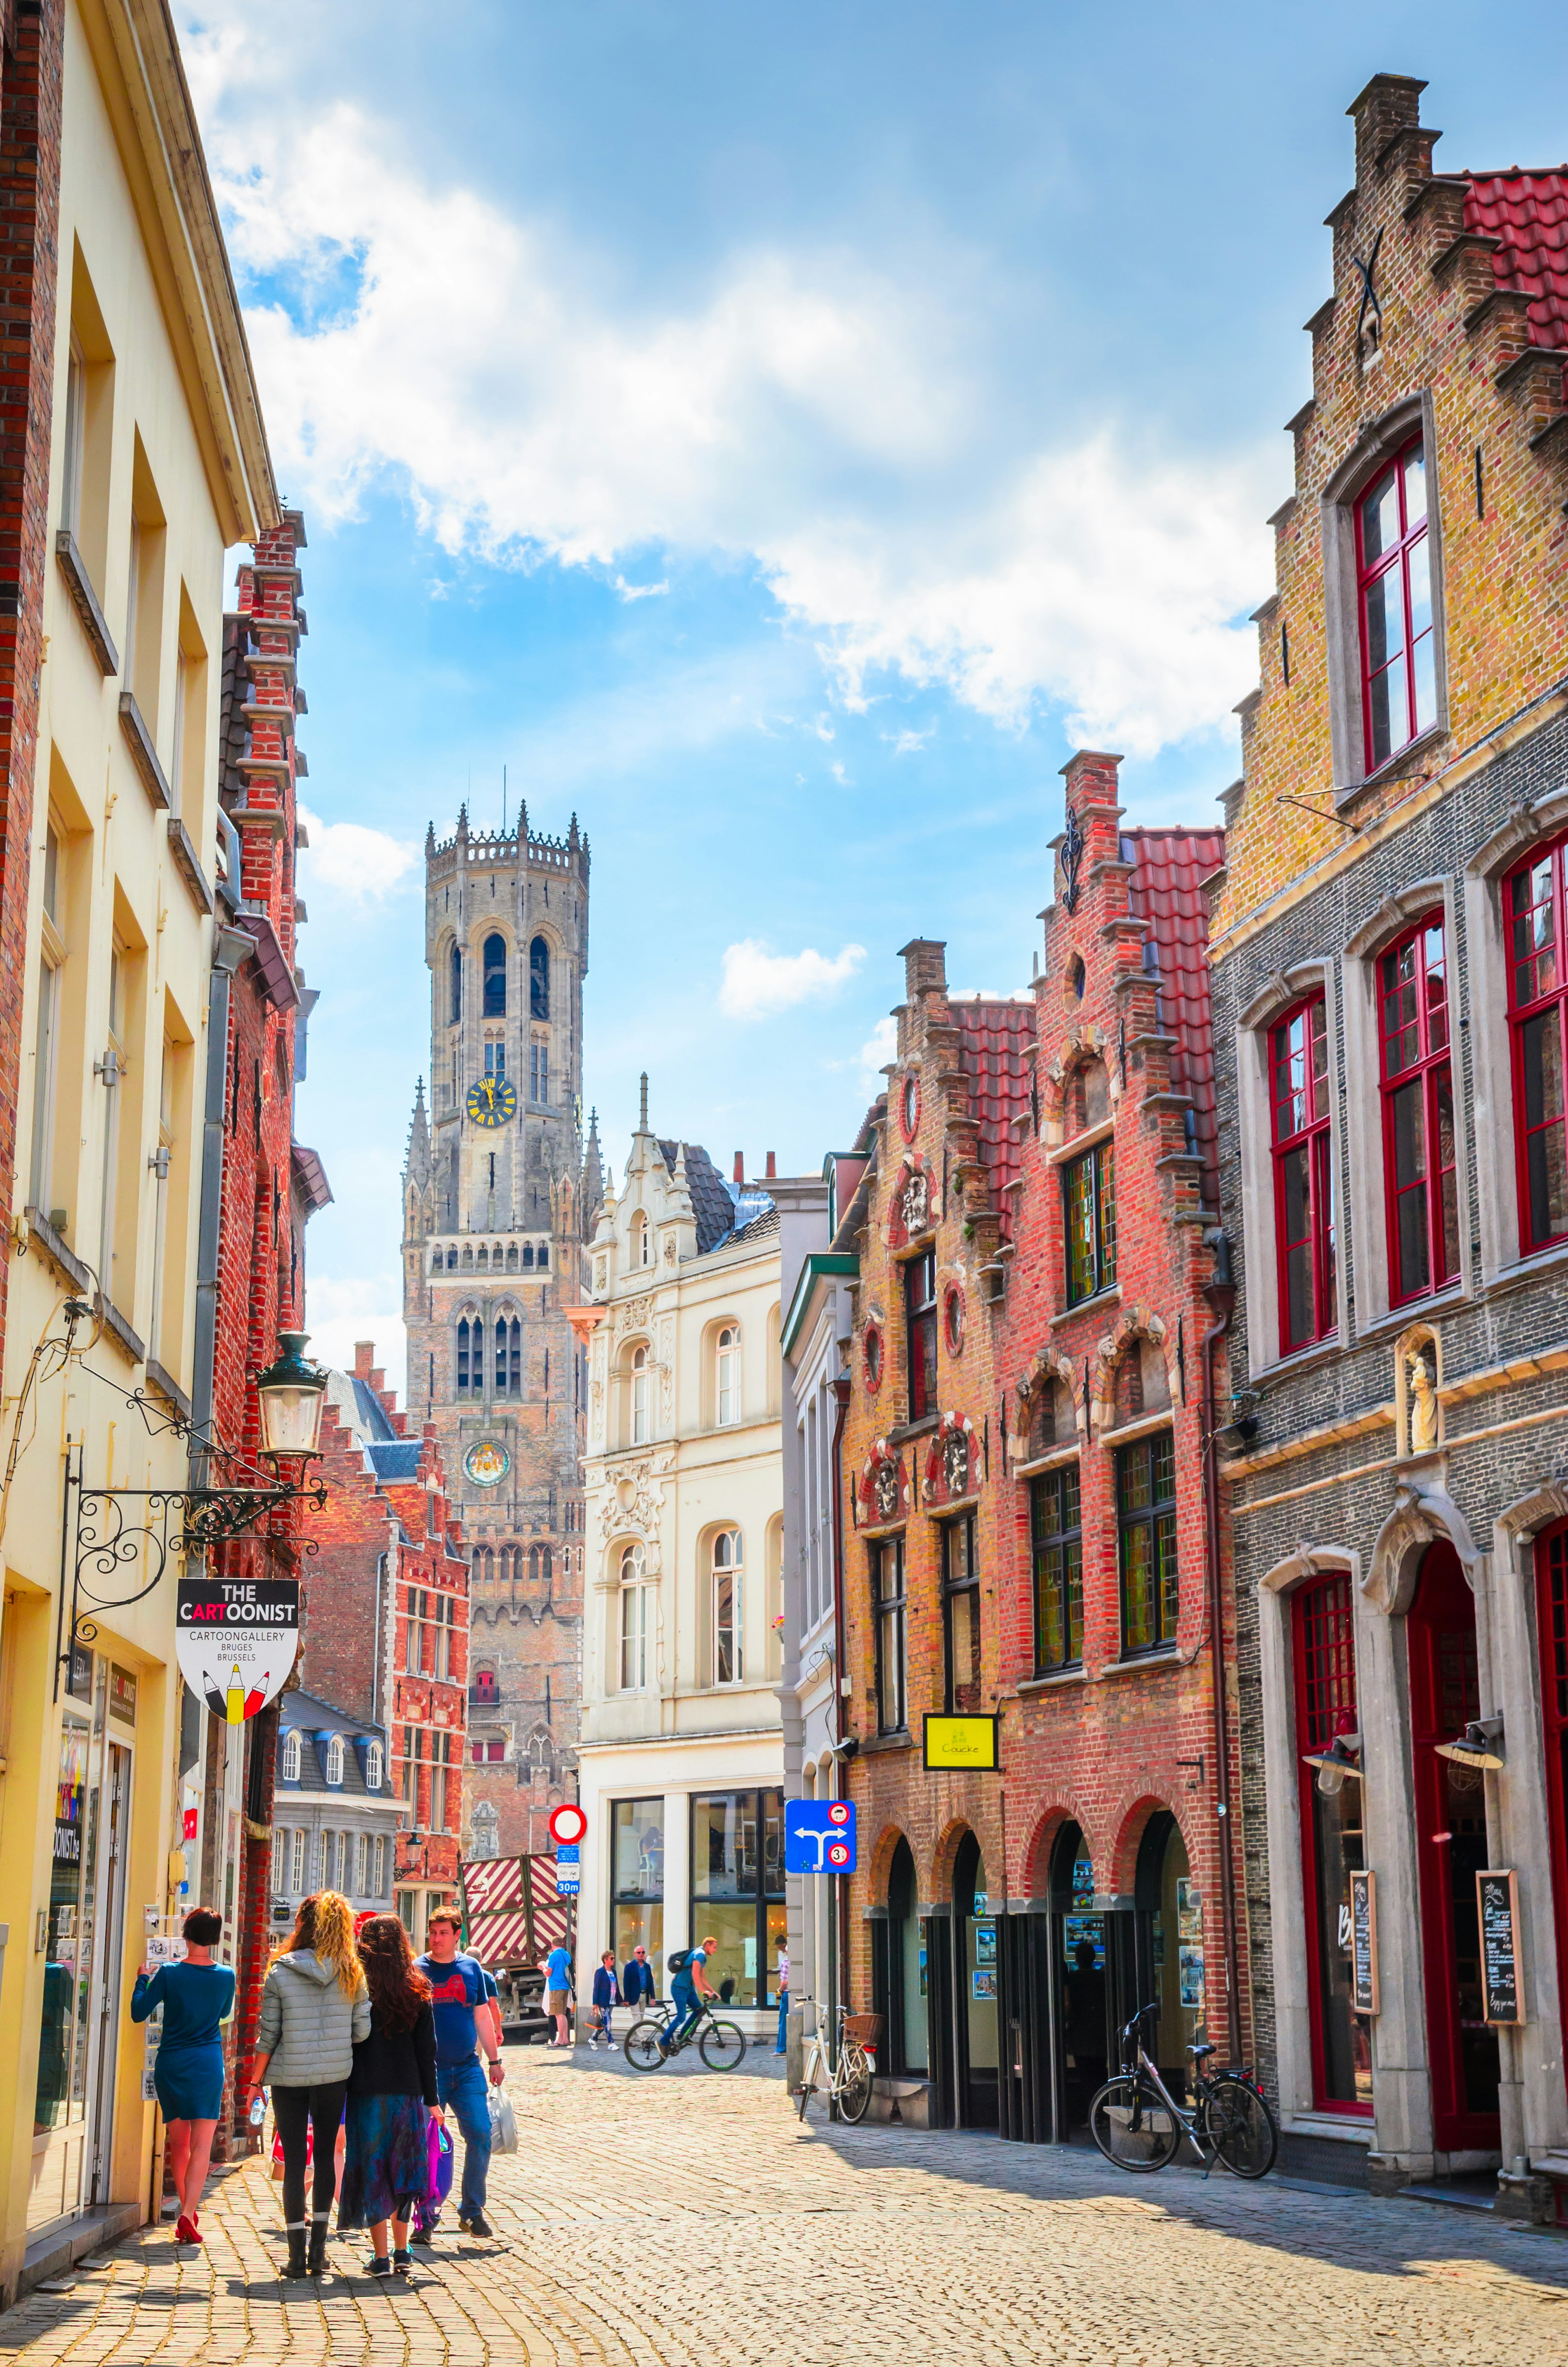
1477;1869;1522;2026
1178;1946;1205;2009
971;1968;996;2001
1176;1877;1203;1943
975;1922;997;1967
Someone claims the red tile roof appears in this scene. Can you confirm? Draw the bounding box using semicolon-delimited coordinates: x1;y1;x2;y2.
1124;828;1225;1197
951;1000;1036;1240
1463;170;1568;357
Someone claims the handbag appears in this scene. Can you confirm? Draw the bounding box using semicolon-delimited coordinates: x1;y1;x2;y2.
487;2082;518;2155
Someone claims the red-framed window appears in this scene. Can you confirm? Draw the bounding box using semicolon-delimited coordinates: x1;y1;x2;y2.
904;1247;937;1422
1537;1526;1568;2058
1356;433;1435;773
1270;993;1335;1352
1379;914;1458;1303
1292;1572;1372;2116
1507;837;1568;1254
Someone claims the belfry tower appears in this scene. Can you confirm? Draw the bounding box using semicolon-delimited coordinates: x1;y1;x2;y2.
402;804;600;1856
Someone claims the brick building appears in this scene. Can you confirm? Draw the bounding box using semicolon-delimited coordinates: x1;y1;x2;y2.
401;811;597;1858
1209;75;1568;2210
307;1342;470;1936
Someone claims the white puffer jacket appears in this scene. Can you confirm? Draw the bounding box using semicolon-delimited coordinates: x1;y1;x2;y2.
256;1951;371;2087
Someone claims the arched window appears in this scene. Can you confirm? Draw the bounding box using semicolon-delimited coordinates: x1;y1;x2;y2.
457;1317;479;1397
633;1211;650;1268
716;1325;740;1426
537;1241;549;1269
325;1735;345;1786
541;1545;552;1588
631;1344;649;1444
1272;991;1336;1349
483;933;506;1018
366;1742;384;1791
523;1241;534;1269
475;1545;493;1586
446;1248;457;1271
619;1541;653;1690
449;942;461;1025
712;1528;744;1685
530;935;550;1019
495;1314;521;1395
280;1729;301;1783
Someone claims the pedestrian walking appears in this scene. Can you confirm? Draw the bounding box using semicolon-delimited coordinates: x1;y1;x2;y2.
416;1908;506;2240
129;1908;235;2247
541;1937;575;2045
251;1892;370;2280
589;1952;621;2050
774;1943;789;2056
660;1936;718;2056
339;1915;443;2280
622;1944;656;2014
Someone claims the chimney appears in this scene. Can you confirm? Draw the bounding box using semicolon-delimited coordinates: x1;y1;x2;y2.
898;939;947;1001
765;1152;777;1180
733;1152;744;1184
354;1341;375;1378
1347;72;1426;184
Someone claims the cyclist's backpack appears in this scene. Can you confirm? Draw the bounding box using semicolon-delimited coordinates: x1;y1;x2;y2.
667;1948;694;1975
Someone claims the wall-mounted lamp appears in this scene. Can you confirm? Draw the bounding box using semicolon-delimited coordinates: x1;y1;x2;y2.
1434;1717;1504;1772
1302;1730;1362;1796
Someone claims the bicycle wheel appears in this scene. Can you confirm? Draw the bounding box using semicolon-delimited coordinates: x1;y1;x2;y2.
1088;2075;1181;2172
1204;2075;1278;2179
837;2042;873;2124
624;2018;667;2071
699;2018;746;2070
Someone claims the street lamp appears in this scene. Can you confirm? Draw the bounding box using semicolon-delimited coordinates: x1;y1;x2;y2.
255;1332;328;1462
1434;1717;1504;1772
1301;1730;1362;1796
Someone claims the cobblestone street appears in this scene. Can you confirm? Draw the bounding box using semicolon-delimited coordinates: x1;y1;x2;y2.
4;2044;1568;2366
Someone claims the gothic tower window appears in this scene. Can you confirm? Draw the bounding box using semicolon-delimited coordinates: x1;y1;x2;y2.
457;1316;480;1397
495;1314;521;1395
530;935;550;1019
449;942;461;1024
483;933;506;1018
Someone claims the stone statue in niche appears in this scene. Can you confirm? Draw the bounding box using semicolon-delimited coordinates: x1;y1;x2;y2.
943;1427;970;1499
874;1459;900;1522
1407;1349;1439;1454
903;1168;930;1235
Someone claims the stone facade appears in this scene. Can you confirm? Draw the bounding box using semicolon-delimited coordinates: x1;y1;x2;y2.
1210;76;1568;2209
401;809;596;1859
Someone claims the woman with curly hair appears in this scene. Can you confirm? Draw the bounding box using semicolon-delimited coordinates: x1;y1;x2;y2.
251;1892;369;2279
339;1915;444;2279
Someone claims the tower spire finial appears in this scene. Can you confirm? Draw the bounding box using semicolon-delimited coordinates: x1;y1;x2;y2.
638;1072;649;1132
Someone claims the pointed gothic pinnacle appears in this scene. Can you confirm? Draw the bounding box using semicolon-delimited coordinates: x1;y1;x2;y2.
639;1071;649;1132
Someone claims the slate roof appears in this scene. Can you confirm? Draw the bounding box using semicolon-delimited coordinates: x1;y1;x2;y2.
657;1138;737;1254
728;1202;781;1250
276;1688;392;1801
350;1376;399;1443
1463;169;1568;361
1124;827;1226;1197
951;1002;1037;1243
368;1439;423;1483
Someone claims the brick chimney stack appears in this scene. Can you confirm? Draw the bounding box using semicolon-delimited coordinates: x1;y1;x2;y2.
733;1152;744;1183
898;938;947;1000
765;1152;777;1179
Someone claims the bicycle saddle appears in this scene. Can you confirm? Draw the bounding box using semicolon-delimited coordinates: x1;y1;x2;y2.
1187;2041;1216;2060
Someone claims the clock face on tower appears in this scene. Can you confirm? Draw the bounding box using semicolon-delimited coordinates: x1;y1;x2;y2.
466;1075;518;1128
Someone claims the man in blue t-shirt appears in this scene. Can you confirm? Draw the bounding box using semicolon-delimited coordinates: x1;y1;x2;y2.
541;1940;575;2046
661;1935;719;2054
416;1910;505;2239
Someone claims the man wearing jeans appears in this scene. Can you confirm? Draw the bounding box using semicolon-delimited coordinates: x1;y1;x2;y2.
661;1936;718;2054
417;1911;505;2240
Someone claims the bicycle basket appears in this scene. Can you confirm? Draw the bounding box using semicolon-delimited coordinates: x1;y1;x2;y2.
844;2014;884;2047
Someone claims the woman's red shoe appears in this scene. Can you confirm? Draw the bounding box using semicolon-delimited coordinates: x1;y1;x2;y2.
174;2215;201;2246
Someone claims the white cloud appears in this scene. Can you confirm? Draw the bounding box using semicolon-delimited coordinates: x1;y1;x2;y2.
614;574;669;601
884;726;933;756
296;802;419;900
856;1013;898;1091
184;19;1270;757
719;939;866;1022
302;1273;406;1396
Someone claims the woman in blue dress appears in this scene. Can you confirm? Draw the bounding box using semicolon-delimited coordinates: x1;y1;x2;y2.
131;1908;234;2246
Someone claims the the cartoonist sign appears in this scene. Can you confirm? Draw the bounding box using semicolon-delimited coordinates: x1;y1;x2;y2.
175;1576;300;1723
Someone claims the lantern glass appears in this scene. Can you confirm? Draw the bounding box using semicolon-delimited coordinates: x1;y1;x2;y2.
255;1331;328;1461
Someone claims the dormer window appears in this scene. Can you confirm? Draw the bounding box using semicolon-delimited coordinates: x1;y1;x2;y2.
1356;434;1434;773
325;1734;344;1786
365;1741;383;1791
280;1729;301;1783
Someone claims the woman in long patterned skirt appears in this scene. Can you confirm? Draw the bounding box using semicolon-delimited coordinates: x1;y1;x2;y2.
338;1915;443;2279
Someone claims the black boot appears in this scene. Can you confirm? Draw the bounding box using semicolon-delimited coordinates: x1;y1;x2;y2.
308;2217;330;2277
282;2226;309;2280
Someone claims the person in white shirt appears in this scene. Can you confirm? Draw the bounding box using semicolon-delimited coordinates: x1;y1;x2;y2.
775;1945;789;2056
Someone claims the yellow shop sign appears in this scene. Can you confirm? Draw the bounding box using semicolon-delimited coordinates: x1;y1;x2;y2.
923;1714;1000;1773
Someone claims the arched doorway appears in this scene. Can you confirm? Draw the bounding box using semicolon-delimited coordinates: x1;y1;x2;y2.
1134;1811;1204;2100
1408;1540;1499;2151
887;1839;927;2078
952;1831;998;2128
1050;1821;1106;2135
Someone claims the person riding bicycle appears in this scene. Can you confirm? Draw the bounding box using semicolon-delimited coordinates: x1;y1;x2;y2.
659;1935;718;2056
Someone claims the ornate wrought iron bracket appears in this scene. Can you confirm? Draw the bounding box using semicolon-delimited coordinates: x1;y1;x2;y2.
1352;226;1385;359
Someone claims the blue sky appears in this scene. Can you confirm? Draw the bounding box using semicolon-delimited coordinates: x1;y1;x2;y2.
176;2;1568;1389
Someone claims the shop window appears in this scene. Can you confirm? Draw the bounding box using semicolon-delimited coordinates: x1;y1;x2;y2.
690;1789;786;2010
1380;914;1458;1300
1356;433;1435;772
1031;1465;1082;1672
1292;1571;1371;2114
942;1512;980;1712
1064;1139;1116;1304
887;1837;927;2076
1117;1431;1177;1655
872;1534;906;1736
904;1247;937;1420
1506;836;1568;1253
1270;993;1336;1351
612;1797;665;1967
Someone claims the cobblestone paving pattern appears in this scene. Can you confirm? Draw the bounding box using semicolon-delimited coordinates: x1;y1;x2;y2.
2;2043;1567;2366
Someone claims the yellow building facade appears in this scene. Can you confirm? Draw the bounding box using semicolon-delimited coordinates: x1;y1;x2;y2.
0;0;272;2296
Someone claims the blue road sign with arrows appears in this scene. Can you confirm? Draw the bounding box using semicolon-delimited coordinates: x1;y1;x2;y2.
784;1799;858;1875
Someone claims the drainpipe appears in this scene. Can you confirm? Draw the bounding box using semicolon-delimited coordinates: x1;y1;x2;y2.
829;1369;852;2063
188;926;252;1488
1200;1227;1243;2065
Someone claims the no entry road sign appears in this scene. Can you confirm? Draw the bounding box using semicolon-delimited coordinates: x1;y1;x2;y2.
784;1799;857;1875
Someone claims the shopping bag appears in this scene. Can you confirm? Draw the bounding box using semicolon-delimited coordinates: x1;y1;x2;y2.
413;2120;453;2236
487;2083;518;2155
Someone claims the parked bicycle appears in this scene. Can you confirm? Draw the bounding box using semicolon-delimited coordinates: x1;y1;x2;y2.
624;1996;746;2071
1088;2004;1277;2178
795;2007;880;2125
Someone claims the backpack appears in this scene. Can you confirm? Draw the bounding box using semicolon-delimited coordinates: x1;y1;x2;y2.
668;1948;695;1975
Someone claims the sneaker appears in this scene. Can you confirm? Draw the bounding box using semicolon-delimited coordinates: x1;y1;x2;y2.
608;2042;617;2052
457;2209;494;2239
588;2038;598;2050
365;2256;392;2280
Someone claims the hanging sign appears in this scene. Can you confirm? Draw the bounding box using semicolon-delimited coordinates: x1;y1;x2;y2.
1349;1868;1379;2015
923;1713;1000;1773
175;1575;299;1723
1477;1869;1523;2025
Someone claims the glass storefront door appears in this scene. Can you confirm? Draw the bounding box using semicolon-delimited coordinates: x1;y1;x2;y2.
610;1797;665;1968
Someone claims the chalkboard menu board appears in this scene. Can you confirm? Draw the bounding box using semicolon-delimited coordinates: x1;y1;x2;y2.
1478;1869;1522;2026
1349;1868;1379;2014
